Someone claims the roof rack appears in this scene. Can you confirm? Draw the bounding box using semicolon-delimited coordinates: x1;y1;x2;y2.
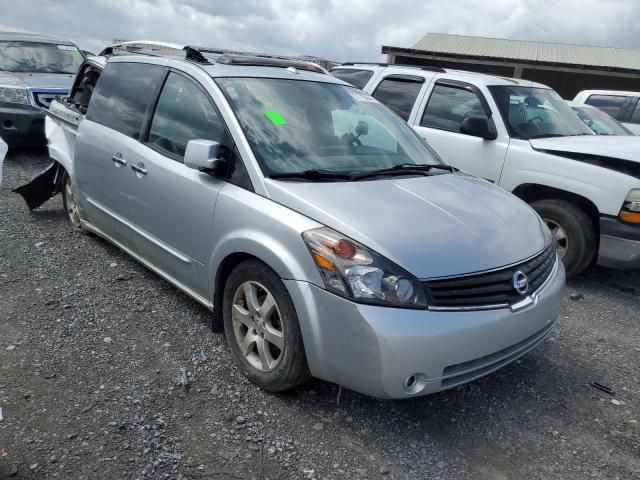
98;41;327;74
337;62;446;73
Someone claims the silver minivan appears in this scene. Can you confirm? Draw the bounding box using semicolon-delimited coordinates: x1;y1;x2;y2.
44;44;565;399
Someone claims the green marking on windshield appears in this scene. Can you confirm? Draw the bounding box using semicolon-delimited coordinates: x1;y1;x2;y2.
264;111;286;126
70;50;80;57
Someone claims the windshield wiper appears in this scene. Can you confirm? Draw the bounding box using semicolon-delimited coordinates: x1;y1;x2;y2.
352;163;456;180
268;169;354;181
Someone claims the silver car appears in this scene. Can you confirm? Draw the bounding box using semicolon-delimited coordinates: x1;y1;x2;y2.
45;44;565;399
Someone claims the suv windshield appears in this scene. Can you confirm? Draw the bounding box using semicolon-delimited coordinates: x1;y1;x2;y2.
489;86;593;139
216;78;443;177
571;105;632;136
0;41;83;74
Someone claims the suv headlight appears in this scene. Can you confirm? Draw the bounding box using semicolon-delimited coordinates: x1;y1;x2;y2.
620;189;640;224
302;227;428;308
0;86;31;106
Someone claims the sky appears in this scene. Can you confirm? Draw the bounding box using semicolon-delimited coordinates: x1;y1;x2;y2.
1;0;640;62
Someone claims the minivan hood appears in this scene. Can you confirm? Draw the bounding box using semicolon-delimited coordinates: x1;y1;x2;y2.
530;135;640;164
0;71;74;90
265;173;547;278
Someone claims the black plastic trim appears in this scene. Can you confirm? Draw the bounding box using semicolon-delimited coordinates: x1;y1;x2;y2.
536;150;640;180
600;216;640;241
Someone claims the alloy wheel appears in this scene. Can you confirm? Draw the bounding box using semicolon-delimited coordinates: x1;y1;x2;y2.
64;177;81;228
231;281;285;372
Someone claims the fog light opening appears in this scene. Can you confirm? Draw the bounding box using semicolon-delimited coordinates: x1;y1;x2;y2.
3;120;13;129
403;374;427;395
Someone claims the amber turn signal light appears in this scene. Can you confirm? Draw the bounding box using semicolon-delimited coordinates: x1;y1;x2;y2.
620;210;640;224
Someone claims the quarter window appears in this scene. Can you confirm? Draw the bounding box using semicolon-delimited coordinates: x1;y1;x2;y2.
371;77;423;121
86;62;166;139
584;95;630;120
421;84;488;132
331;69;374;90
148;72;225;160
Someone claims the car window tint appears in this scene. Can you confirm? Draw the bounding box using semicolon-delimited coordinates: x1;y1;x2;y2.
86;62;165;139
148;72;225;160
331;69;374;89
421;84;488;132
371;78;423;121
584;95;629;119
630;101;640;124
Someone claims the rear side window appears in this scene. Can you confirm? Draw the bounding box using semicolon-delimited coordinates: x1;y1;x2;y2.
87;62;166;139
148;72;225;160
372;76;423;121
331;68;374;89
584;94;630;120
421;83;488;132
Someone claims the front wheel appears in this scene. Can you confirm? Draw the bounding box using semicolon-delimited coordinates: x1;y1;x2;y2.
222;260;310;392
531;199;596;277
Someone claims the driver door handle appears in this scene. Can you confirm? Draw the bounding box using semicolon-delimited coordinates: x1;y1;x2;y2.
112;154;126;166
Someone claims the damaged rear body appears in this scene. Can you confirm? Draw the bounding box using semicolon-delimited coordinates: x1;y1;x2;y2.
14;57;105;209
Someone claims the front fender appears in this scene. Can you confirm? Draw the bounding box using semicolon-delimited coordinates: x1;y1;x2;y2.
207;185;325;302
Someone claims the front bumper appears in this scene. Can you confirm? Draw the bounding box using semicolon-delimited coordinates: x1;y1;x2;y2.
0;103;46;147
598;217;640;269
284;258;566;399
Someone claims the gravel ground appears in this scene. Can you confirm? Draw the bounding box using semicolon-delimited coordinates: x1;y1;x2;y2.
1;150;639;480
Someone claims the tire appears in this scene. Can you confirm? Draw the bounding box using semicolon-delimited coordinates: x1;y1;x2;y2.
222;259;310;392
531;199;596;277
61;171;82;231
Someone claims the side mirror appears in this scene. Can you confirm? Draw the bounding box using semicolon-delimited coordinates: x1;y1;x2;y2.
184;139;224;172
460;116;497;140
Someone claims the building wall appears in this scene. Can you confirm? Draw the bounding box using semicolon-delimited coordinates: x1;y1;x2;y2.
391;54;640;99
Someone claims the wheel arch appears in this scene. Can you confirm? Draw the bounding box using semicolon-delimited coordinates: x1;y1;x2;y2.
209;234;323;327
512;183;601;232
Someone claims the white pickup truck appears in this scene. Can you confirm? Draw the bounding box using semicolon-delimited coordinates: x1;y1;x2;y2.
331;64;640;276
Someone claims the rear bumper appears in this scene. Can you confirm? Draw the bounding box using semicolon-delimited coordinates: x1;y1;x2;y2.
598;217;640;269
284;257;565;399
0;104;46;147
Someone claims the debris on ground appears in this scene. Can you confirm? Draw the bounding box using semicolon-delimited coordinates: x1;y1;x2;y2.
591;382;614;395
570;293;584;301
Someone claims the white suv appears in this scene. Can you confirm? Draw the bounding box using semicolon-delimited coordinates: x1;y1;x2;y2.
332;64;640;276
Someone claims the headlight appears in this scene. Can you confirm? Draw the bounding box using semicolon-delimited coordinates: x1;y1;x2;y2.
302;227;428;308
0;86;31;105
620;189;640;224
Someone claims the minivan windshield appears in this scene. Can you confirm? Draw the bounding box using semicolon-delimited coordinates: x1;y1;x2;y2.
216;78;444;177
489;86;593;139
0;41;83;74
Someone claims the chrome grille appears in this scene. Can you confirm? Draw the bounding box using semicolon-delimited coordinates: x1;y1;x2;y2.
30;89;68;110
423;245;556;309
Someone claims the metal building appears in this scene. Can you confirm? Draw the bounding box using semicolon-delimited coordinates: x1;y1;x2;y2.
382;33;640;98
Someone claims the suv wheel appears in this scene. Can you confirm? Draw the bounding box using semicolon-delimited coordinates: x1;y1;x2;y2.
531;199;596;277
222;260;310;392
61;172;82;230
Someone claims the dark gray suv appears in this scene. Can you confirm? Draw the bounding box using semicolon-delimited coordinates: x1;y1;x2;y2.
0;31;84;147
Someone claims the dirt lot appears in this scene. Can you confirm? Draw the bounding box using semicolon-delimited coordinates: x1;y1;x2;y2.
1;150;639;480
